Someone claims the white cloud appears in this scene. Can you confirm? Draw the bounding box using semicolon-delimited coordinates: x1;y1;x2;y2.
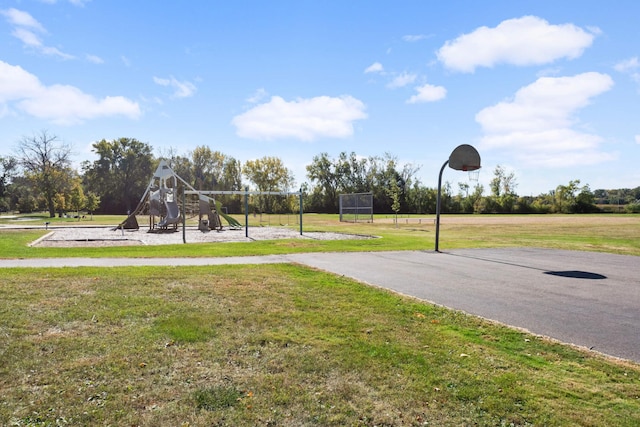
1;8;45;31
407;83;447;104
0;62;43;102
0;103;10;119
19;86;140;125
153;76;197;98
1;8;74;59
85;54;104;64
0;60;140;125
402;34;427;42
364;62;384;74
12;27;45;46
39;0;91;5
232;95;367;141
476;72;615;167
635;135;640;144
40;45;74;60
437;16;596;73
247;88;268;104
614;57;640;83
387;72;417;89
614;57;638;73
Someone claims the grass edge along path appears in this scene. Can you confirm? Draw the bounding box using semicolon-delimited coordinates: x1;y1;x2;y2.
1;264;639;426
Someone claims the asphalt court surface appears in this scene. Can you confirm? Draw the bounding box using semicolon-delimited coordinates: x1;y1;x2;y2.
2;248;639;362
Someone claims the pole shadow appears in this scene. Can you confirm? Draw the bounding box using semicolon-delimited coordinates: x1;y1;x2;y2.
544;271;607;280
445;252;607;280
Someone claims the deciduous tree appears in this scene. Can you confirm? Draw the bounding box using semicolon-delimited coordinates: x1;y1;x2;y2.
306;152;340;213
82;138;154;214
0;156;18;212
69;180;86;220
15;131;73;218
243;156;295;213
489;165;518;213
85;192;100;220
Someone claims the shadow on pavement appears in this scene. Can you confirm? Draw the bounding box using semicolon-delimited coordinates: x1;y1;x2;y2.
447;252;607;280
544;270;607;280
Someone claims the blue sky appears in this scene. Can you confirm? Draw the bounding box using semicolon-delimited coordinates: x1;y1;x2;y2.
1;0;639;196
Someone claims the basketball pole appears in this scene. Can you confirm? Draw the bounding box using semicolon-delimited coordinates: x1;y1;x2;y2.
435;159;449;252
435;144;480;252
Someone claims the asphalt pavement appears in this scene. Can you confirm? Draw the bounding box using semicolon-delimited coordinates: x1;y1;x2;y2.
2;248;639;362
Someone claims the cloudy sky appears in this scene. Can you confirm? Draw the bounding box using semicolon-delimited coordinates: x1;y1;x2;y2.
1;0;639;195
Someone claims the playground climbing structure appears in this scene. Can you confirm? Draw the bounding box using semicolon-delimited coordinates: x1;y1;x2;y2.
119;160;234;231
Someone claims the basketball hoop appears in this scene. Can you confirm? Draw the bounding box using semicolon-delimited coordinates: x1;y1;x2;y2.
436;144;481;252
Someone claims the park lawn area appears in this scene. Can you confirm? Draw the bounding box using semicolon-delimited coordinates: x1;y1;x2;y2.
0;213;639;258
1;264;639;426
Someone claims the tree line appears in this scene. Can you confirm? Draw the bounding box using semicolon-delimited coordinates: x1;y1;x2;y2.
1;131;639;217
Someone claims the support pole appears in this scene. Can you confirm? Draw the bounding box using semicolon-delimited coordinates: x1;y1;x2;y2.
299;188;303;235
435;160;448;252
244;186;249;238
182;185;186;244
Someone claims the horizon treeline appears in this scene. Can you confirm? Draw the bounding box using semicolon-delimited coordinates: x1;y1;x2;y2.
1;134;639;217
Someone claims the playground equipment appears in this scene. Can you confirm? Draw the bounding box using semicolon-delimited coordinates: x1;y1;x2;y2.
119;160;230;231
118;160;302;240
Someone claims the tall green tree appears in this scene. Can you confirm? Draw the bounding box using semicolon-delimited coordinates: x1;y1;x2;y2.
552;180;596;213
489;165;518;213
573;184;597;213
306;152;340;213
553;180;580;213
405;181;436;214
387;177;401;226
190;146;225;190
190;147;244;211
10;176;39;213
218;156;244;212
367;153;418;214
15;131;74;217
82;138;155;214
336;152;369;193
85;192;100;220
69;179;86;220
0;156;18;212
243;156;295;213
306;151;419;214
167;154;194;187
220;157;243;190
54;193;66;217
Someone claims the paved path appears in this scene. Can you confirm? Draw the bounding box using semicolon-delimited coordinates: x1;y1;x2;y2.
2;248;639;362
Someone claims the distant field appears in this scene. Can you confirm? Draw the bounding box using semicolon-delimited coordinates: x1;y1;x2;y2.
1;213;639;257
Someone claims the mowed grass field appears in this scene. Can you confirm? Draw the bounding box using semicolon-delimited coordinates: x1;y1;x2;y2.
1;214;639;425
1;213;639;257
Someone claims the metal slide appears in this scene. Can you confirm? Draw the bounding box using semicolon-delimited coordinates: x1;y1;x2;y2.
157;199;181;228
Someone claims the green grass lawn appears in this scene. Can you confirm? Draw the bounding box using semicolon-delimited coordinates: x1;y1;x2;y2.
1;213;639;258
1;265;639;426
1;213;639;425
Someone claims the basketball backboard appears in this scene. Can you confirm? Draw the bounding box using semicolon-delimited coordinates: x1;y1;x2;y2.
448;144;481;171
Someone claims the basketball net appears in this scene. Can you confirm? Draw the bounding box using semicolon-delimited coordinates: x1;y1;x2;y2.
462;165;480;182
